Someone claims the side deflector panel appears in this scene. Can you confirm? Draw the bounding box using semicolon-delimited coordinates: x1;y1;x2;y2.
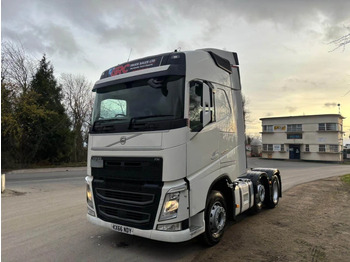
207;51;232;74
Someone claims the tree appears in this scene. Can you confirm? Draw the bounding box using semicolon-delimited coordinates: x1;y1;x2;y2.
242;94;250;127
1;82;18;168
1;41;35;93
30;55;73;163
1;41;39;168
60;73;94;162
1;82;51;167
1;43;74;168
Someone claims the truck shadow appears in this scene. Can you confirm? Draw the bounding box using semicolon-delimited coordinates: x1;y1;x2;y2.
90;209;273;262
94;231;205;262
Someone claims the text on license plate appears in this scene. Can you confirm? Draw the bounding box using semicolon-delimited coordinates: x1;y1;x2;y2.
112;224;133;235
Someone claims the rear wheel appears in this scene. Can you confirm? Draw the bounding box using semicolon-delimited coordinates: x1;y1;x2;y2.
250;180;265;214
202;191;227;246
267;176;280;208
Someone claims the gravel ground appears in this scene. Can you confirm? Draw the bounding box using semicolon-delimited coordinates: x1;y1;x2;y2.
189;176;350;262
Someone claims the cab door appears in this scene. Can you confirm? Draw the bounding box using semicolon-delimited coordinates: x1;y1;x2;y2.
186;80;220;177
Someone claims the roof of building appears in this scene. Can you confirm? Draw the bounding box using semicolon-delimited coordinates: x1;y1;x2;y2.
260;114;345;121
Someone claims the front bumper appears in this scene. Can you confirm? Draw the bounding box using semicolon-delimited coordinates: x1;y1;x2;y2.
87;214;192;242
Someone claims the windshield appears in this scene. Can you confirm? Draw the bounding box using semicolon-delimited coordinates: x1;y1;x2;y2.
91;76;185;133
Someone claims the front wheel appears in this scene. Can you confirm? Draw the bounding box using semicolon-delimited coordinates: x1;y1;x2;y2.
202;191;227;246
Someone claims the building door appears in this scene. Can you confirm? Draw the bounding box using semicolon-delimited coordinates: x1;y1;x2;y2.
289;145;301;159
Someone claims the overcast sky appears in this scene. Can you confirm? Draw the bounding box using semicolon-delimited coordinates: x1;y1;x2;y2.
2;0;350;143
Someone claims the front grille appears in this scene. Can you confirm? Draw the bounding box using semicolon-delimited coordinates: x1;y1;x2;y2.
92;157;163;230
92;157;163;182
99;206;150;224
95;188;154;205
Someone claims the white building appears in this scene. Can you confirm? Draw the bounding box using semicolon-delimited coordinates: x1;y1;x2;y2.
260;114;344;162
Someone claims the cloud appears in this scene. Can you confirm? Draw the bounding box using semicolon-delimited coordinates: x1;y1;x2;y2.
3;0;350;58
44;24;82;57
99;14;161;54
286;106;297;113
324;102;338;107
2;22;82;58
323;24;350;41
281;77;321;92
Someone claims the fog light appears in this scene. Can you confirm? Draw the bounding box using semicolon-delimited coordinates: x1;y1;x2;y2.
157;222;182;231
87;208;95;217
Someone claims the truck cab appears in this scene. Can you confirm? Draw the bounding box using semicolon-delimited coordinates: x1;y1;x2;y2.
86;49;281;245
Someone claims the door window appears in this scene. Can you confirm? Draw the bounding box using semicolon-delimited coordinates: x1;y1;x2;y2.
189;81;214;132
189;81;203;132
215;89;231;121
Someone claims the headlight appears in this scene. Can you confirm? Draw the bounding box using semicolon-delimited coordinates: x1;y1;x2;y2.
159;185;187;221
160;192;180;221
86;184;94;208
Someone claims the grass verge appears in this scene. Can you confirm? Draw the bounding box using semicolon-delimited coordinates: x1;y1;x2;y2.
341;174;350;185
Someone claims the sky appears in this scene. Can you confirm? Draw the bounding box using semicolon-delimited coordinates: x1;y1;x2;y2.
2;0;350;144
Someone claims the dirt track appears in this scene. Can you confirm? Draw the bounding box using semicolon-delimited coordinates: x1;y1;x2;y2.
191;176;350;262
2;169;350;262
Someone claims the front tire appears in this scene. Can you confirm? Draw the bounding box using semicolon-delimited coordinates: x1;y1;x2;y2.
202;191;227;246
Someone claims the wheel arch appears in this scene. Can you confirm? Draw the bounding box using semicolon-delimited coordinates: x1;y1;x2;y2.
206;175;234;220
251;168;282;198
241;170;269;190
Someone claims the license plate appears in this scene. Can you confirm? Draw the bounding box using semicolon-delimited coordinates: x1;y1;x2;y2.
112;224;134;235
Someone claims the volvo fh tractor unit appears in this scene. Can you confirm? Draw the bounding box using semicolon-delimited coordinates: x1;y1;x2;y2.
86;48;282;245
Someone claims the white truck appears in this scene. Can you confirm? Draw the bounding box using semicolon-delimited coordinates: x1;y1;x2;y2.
86;48;282;245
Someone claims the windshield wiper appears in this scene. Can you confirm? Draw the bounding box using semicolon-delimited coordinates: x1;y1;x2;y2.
128;115;174;129
92;118;125;131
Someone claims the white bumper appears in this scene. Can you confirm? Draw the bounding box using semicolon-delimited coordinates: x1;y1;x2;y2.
87;215;192;243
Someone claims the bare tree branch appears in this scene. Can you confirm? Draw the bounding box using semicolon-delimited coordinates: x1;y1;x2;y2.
1;40;35;93
328;26;350;52
60;73;94;161
60;73;94;127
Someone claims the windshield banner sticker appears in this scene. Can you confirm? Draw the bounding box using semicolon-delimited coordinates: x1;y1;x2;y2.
102;56;163;78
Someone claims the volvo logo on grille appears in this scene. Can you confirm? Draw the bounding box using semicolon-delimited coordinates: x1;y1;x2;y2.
120;136;127;145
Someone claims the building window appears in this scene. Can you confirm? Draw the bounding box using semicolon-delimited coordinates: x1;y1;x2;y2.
263;125;273;132
281;144;285;151
329;145;339;153
305;144;310;152
287;133;302;139
287;124;302;132
319;145;326;152
318;123;337;131
263;144;273;151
